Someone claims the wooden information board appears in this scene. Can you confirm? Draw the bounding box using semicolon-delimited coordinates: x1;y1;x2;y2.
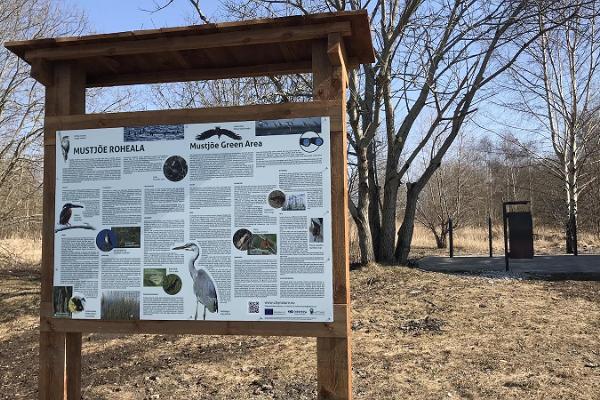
5;11;374;400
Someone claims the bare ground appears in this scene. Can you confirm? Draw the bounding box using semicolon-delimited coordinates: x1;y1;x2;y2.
0;242;599;399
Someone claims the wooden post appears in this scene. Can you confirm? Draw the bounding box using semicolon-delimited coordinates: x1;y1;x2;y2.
40;61;85;400
448;218;454;258
313;38;352;400
488;215;493;258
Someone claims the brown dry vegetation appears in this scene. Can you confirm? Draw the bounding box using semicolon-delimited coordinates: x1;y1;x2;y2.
1;238;599;399
349;224;600;263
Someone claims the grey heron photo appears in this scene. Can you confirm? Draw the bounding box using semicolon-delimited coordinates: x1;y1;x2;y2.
172;242;218;320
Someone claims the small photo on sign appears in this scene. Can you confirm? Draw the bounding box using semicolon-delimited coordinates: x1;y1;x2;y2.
96;229;117;252
101;290;140;320
233;228;253;251
310;218;324;243
163;274;182;295
283;193;306;211
124;124;184;142
268;190;285;208
256;117;321;136
53;286;73;318
68;294;86;314
248;234;277;255
112;226;141;248
144;268;166;287
163;155;188;182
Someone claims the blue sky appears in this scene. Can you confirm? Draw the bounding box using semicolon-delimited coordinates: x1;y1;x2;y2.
68;0;221;33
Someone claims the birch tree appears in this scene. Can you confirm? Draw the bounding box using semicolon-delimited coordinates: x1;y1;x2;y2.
507;2;600;254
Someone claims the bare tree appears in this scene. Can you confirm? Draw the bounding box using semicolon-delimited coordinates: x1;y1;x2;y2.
506;1;600;253
416;135;485;248
164;0;593;264
0;0;88;236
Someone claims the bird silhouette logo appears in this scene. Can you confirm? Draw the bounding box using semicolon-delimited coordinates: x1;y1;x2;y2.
196;127;242;141
59;133;70;161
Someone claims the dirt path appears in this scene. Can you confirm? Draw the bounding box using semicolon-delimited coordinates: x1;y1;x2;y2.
1;261;598;399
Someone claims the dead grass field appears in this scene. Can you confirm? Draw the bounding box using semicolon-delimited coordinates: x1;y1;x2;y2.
351;224;600;262
1;238;599;399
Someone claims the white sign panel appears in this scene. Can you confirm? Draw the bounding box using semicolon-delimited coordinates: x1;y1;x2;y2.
53;117;333;322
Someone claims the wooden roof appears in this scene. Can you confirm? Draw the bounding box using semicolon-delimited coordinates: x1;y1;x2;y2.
5;10;374;88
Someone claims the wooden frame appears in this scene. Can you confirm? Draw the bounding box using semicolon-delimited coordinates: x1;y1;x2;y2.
6;11;374;400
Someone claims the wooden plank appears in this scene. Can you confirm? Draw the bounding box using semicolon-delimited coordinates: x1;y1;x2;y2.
30;59;53;86
39;332;66;400
40;304;349;337
25;22;352;62
5;11;374;64
44;101;342;133
39;61;86;400
88;61;312;87
313;42;349;305
65;333;81;400
327;33;349;89
313;40;352;400
317;337;352;400
169;51;192;69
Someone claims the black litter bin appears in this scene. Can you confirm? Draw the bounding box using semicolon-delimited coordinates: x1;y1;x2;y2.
503;201;534;271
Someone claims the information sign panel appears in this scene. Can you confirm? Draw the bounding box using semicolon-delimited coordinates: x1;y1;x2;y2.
53;117;333;322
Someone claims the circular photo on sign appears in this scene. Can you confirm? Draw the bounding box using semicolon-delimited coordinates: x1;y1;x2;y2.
233;228;253;251
96;229;117;252
163;274;182;295
68;294;86;314
299;131;324;153
163;155;188;182
268;190;286;208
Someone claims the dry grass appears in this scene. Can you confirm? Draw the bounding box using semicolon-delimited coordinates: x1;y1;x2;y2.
0;237;41;266
350;223;600;262
1;238;599;399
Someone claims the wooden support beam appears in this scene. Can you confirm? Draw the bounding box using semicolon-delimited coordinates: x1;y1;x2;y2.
87;61;312;87
40;61;86;400
31;59;53;86
327;33;349;82
44;101;342;134
25;22;352;62
313;40;352;400
41;305;349;337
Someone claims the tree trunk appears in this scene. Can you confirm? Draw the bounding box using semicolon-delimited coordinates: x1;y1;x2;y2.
351;145;376;264
434;231;447;249
379;170;402;262
564;152;578;255
354;211;375;264
367;142;382;260
565;193;578;255
394;184;420;264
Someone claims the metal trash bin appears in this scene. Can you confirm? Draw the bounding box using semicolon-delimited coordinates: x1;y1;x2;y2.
503;201;534;271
